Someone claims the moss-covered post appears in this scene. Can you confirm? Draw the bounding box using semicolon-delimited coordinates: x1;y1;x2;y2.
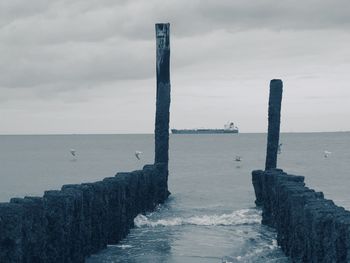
154;23;171;167
265;79;283;170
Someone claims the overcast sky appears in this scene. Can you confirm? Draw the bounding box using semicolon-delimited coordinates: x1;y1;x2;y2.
1;0;350;134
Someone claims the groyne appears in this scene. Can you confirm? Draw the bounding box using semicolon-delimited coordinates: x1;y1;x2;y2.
252;169;350;262
254;79;350;262
0;23;172;263
0;164;169;263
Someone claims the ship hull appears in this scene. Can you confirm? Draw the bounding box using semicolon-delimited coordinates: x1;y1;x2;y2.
171;129;238;134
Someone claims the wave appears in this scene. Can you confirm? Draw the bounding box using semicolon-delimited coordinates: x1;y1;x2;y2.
221;238;285;263
134;209;261;228
107;244;133;249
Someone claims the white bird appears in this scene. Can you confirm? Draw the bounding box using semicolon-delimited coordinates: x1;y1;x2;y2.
235;156;242;162
70;149;76;157
324;150;331;158
278;143;283;154
135;151;142;160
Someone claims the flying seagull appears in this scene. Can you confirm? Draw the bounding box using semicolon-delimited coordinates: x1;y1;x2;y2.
70;149;76;157
324;151;331;158
278;143;283;154
135;151;142;160
235;156;242;162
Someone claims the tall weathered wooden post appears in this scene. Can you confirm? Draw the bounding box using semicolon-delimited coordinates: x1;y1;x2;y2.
265;79;283;170
154;23;171;166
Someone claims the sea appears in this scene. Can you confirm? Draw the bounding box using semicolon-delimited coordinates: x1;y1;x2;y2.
1;132;350;263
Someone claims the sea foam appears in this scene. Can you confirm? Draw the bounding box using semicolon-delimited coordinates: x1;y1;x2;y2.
134;209;261;227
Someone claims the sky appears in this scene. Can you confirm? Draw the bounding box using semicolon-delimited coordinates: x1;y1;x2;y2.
1;0;350;134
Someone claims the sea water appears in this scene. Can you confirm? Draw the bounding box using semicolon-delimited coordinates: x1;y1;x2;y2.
1;133;350;262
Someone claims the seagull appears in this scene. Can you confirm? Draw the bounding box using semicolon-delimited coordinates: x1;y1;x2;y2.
135;151;142;160
70;149;76;157
235;156;242;162
278;143;283;154
324;150;331;158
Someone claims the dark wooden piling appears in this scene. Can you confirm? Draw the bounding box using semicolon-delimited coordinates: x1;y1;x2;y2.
154;23;171;166
265;79;283;170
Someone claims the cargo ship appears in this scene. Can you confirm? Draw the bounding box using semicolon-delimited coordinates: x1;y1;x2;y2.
171;122;239;134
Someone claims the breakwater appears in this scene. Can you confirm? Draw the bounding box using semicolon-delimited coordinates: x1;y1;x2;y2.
256;79;350;262
0;23;172;263
252;169;350;262
0;164;169;263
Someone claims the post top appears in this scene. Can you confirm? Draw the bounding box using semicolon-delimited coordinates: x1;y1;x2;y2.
270;79;283;84
270;79;283;89
155;23;170;29
156;23;170;26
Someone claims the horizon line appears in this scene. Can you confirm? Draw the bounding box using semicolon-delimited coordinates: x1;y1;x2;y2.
0;130;349;136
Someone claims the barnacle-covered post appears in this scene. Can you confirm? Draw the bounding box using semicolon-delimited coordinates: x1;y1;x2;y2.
154;23;171;167
265;79;283;170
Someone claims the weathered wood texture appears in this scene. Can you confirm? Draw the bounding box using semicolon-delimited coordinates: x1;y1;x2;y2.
265;79;283;170
154;23;171;166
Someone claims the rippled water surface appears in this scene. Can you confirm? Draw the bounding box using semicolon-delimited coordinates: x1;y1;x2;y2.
1;133;350;262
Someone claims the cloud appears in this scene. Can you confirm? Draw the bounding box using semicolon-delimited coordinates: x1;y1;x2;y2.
2;0;350;44
196;0;350;31
0;0;51;28
0;38;154;88
0;0;350;133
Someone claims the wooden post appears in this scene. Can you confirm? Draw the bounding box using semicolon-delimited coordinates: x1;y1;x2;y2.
265;79;283;170
154;23;171;166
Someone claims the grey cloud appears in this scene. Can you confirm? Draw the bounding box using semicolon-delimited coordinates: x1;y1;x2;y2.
117;0;350;39
0;0;51;28
197;0;350;30
0;38;154;88
1;0;350;134
2;0;349;46
2;0;350;45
